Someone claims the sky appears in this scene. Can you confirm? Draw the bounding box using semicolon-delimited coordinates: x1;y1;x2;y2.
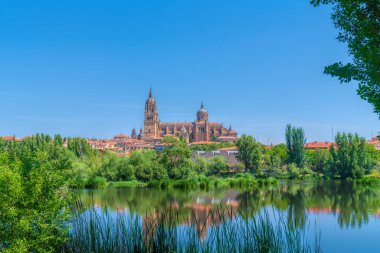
0;0;379;144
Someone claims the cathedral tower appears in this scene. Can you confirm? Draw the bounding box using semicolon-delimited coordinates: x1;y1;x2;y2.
143;88;159;141
194;102;210;142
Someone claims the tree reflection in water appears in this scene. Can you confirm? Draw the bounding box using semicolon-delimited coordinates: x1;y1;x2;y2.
76;180;380;231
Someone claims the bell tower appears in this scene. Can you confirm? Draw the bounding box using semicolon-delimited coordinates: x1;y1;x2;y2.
143;88;159;141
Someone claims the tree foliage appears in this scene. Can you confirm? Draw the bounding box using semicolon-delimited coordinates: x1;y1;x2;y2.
285;124;306;168
311;0;380;115
236;134;263;174
0;135;70;252
160;136;192;179
330;132;377;178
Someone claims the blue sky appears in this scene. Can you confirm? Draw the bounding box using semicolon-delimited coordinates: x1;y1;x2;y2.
0;0;379;144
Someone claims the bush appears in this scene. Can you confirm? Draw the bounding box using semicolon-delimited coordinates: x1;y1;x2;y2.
69;176;87;189
86;176;107;189
355;177;380;186
152;164;168;180
117;163;135;181
172;178;198;190
110;180;145;188
207;156;227;175
193;155;208;174
288;164;300;179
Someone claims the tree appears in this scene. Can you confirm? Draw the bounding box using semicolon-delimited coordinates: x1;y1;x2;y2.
236;134;263;174
311;0;380;115
308;149;330;173
193;155;208;174
285;125;306;168
0;138;70;252
329;132;375;178
160;136;192;179
67;137;92;158
207;156;228;175
130;150;157;182
270;144;288;166
117;157;135;181
54;134;64;146
265;144;288;176
99;153;121;181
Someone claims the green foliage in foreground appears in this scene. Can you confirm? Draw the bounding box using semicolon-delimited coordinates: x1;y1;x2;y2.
311;0;380;116
64;206;322;253
0;134;71;252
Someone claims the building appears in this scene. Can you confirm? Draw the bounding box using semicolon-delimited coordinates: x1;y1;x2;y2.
143;89;238;143
304;141;335;150
368;137;380;150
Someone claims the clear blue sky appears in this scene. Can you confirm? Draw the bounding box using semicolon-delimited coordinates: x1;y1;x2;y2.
1;0;379;144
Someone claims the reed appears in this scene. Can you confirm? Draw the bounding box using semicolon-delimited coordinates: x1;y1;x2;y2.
62;203;321;253
145;177;278;191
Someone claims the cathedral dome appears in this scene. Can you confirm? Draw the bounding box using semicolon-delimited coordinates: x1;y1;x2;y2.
197;102;208;121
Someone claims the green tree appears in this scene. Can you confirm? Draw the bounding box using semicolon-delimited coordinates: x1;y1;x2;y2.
329;132;374;178
285;124;306;168
207;156;228;175
0;141;70;252
117;157;135;181
271;144;288;165
160;136;192;179
265;145;287;177
54;134;64;146
311;0;380;115
308;149;330;173
236;134;263;174
130;150;157;182
67;137;92;158
99;153;121;181
193;155;208;174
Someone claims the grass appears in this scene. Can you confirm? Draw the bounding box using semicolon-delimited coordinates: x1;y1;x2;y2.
355;177;380;186
354;171;380;186
110;180;147;188
63;203;321;253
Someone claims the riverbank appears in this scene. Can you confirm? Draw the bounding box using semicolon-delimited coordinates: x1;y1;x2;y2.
96;173;380;191
91;174;281;190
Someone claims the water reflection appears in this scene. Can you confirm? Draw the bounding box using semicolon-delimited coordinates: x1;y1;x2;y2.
76;180;380;230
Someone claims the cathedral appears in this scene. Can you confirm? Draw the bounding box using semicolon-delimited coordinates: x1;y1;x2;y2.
139;89;238;143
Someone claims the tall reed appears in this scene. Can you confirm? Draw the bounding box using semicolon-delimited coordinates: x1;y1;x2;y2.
62;202;321;253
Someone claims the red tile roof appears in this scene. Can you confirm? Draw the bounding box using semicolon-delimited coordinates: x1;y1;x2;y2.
191;141;216;145
218;146;238;151
304;141;335;149
2;136;14;140
368;138;380;145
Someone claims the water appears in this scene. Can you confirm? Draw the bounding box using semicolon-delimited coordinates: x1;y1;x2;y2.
75;180;380;252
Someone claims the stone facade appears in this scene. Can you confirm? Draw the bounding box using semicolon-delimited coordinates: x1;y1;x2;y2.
142;89;238;143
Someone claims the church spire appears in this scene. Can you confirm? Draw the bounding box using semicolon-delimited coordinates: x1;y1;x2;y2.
149;87;153;98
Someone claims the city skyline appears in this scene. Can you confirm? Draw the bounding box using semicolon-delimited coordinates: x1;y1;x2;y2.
1;0;379;143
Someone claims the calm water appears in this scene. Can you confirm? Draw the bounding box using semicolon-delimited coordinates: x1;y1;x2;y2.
76;181;380;252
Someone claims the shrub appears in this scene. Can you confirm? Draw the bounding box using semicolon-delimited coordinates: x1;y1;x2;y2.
288;163;300;179
172;178;198;190
117;163;135;181
86;176;107;189
207;156;228;175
